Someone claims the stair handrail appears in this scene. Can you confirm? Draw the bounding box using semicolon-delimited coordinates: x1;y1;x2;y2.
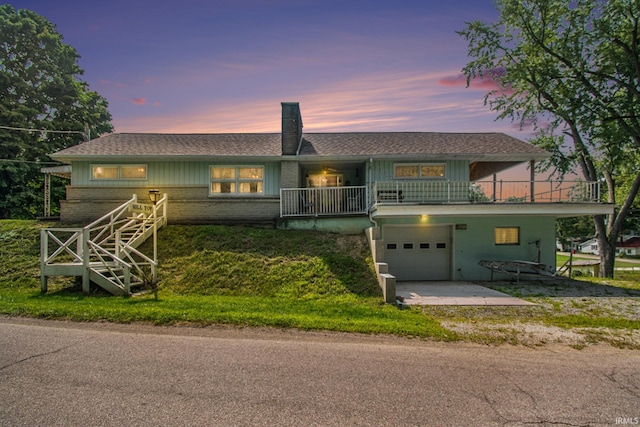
41;193;167;295
118;239;158;286
116;193;167;248
81;196;138;294
86;240;132;294
85;195;139;245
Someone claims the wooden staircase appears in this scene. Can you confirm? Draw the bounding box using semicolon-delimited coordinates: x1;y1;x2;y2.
41;194;167;296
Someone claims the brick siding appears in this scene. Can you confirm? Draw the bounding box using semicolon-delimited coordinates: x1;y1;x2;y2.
60;186;280;224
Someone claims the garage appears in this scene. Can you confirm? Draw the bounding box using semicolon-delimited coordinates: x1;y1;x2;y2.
382;225;452;281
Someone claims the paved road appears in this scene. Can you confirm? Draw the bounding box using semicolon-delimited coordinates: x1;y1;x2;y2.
1;317;639;426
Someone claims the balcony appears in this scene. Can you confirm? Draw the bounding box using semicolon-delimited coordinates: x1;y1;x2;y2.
280;186;367;217
373;180;601;204
279;181;602;218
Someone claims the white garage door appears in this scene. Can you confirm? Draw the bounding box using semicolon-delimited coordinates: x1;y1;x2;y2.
383;225;452;281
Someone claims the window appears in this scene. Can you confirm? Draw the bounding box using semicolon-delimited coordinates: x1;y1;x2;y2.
121;165;147;179
210;166;264;195
421;165;445;178
92;165;147;180
395;165;419;178
92;166;118;179
394;163;445;179
495;227;520;245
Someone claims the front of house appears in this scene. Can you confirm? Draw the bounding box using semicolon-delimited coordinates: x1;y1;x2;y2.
616;237;640;256
50;102;613;282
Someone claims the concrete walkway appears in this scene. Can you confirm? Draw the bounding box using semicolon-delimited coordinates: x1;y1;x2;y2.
396;281;535;306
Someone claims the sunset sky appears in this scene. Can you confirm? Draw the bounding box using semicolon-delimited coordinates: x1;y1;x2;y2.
8;0;528;138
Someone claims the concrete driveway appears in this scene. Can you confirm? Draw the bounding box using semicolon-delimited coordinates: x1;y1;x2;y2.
396;281;535;306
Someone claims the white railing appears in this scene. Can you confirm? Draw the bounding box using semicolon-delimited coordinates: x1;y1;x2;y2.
374;180;601;204
86;240;133;294
118;241;158;287
41;228;84;267
41;193;167;295
279;181;600;217
280;186;367;217
85;195;141;246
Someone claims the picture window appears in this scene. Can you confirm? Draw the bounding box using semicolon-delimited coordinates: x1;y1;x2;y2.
394;163;445;179
91;164;147;180
210;166;264;195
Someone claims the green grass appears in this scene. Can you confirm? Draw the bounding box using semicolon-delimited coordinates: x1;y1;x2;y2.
557;253;640;269
2;220;639;347
0;221;453;340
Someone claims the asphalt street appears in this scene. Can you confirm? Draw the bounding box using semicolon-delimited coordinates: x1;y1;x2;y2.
1;317;639;426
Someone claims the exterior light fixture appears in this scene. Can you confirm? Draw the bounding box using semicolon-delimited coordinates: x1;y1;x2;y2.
148;189;160;204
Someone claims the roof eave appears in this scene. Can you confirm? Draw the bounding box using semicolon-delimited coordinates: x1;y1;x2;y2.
50;154;285;163
51;152;551;164
295;153;550;162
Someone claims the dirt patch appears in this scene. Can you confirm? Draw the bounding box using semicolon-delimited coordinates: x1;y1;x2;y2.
334;234;370;259
430;279;640;349
442;321;640;349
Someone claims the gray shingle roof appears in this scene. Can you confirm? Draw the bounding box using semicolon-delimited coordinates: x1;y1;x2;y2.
50;131;549;161
299;133;548;157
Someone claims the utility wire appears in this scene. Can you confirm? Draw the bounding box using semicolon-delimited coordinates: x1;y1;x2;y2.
0;125;86;135
0;159;63;165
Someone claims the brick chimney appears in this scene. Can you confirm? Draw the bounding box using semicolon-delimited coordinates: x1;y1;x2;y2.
281;102;302;155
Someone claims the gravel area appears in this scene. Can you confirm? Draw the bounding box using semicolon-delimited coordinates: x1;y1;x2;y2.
425;279;640;349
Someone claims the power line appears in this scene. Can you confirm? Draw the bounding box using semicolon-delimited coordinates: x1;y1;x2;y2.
0;125;86;136
0;159;63;165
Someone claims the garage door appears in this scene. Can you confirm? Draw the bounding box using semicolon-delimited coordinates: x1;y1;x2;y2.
383;225;452;281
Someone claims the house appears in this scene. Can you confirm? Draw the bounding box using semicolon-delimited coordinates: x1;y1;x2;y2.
49;102;613;285
578;238;600;255
616;236;640;256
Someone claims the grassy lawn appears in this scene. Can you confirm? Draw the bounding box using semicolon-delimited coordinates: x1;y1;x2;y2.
2;220;639;347
557;253;640;269
0;220;452;340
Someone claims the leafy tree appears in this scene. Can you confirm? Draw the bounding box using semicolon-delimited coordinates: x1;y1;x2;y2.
0;5;112;218
458;0;640;277
556;216;595;248
469;183;491;202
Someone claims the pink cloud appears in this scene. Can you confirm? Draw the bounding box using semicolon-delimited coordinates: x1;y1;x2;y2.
438;68;507;92
438;74;468;87
113;70;507;134
132;98;146;105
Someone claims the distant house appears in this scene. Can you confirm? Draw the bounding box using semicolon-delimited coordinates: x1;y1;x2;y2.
616;236;640;256
578;238;600;255
49;102;613;282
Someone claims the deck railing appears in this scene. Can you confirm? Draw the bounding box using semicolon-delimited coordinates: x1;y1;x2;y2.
41;193;167;295
280;186;367;217
374;180;601;204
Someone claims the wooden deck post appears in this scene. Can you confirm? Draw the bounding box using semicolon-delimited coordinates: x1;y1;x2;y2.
40;229;48;293
82;228;91;294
